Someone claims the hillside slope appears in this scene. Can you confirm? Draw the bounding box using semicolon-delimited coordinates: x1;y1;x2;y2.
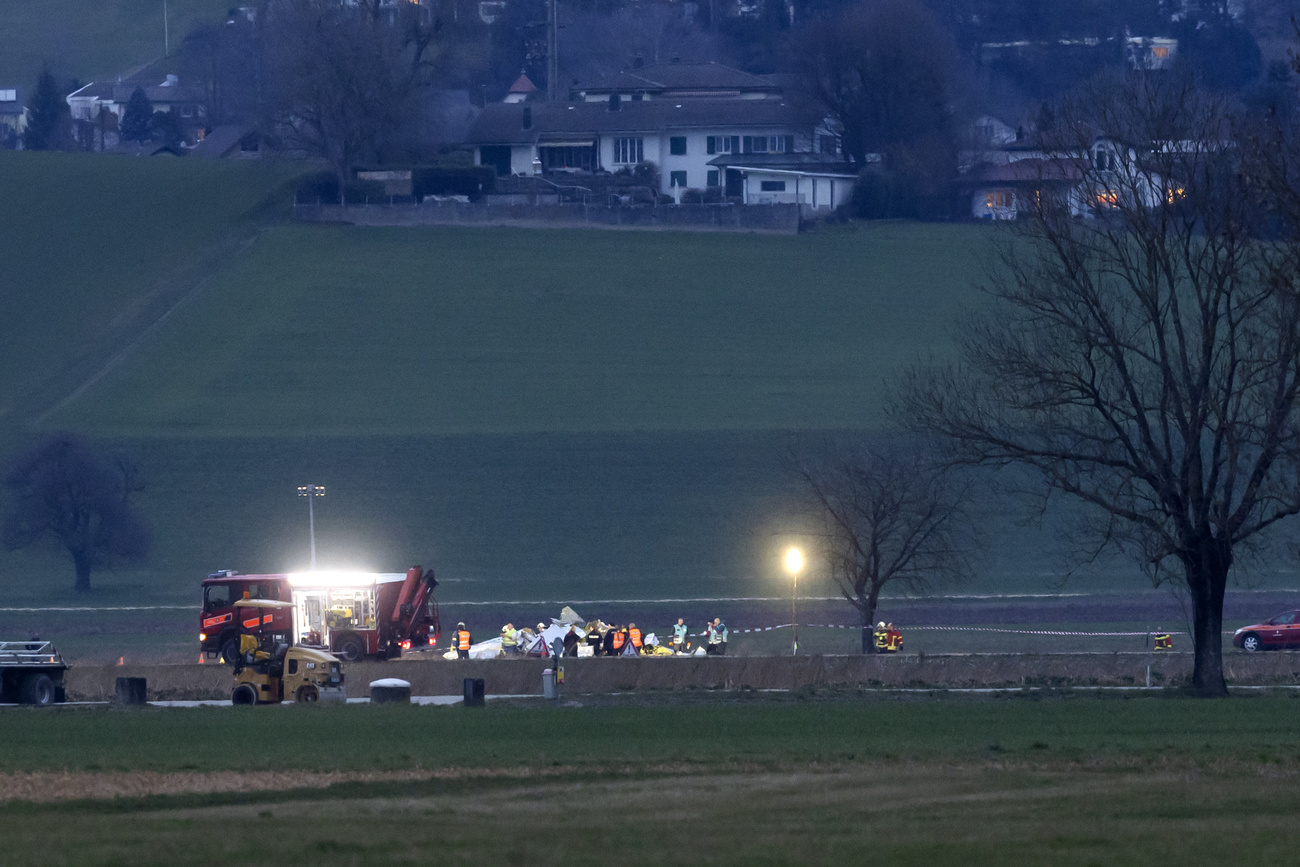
0;152;294;420
0;0;231;88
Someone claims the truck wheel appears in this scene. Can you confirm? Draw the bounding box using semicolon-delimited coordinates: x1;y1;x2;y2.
231;683;258;705
296;684;319;703
336;635;365;662
20;674;55;707
219;633;240;665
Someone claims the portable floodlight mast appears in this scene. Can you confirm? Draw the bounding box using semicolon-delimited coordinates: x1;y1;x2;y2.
784;546;804;656
297;484;326;569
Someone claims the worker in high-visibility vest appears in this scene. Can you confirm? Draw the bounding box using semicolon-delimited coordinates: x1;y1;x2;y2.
628;622;643;653
671;618;688;653
455;622;472;659
873;622;889;652
611;627;627;654
501;623;519;656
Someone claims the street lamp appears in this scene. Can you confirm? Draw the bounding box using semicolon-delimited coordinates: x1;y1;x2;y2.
297;484;326;569
784;546;804;656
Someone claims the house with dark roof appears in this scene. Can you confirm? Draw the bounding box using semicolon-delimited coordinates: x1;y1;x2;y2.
465;62;849;207
965;137;1166;219
66;64;207;150
0;87;23;144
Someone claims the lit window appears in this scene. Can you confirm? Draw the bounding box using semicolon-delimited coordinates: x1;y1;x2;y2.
1095;190;1119;207
1166;186;1185;204
1152;46;1170;59
986;191;1012;209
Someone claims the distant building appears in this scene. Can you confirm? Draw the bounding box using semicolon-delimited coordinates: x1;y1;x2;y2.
66;66;207;150
464;62;850;208
0;87;24;145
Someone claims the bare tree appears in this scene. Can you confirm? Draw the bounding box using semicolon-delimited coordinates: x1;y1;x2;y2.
3;435;151;593
906;73;1300;697
266;0;444;198
796;442;974;653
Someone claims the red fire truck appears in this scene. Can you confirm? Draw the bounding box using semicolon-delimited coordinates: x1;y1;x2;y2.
200;567;441;663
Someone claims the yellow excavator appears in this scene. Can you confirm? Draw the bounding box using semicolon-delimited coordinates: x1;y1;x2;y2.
230;599;345;704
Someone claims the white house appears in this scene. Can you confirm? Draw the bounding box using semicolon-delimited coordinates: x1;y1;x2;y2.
66;69;207;148
966;137;1166;220
706;152;856;211
0;87;24;143
464;62;826;200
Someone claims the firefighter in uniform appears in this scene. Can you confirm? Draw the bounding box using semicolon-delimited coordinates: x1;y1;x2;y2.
885;622;902;653
628;622;643;654
873;622;889;652
455;622;472;659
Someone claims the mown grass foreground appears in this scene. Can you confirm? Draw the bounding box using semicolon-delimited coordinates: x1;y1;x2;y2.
1;694;1298;864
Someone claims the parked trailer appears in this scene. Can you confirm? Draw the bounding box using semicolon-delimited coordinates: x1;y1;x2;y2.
200;567;441;663
0;641;69;706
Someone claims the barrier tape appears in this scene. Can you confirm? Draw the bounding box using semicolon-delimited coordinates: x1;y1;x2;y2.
692;624;1190;637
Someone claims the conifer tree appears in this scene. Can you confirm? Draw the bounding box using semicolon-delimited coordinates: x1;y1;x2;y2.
22;67;70;151
120;86;154;143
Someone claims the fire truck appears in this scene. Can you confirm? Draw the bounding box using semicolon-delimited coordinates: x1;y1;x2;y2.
200;567;441;663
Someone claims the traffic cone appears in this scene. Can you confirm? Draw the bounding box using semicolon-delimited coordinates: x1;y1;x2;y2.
198;654;205;664
117;656;124;666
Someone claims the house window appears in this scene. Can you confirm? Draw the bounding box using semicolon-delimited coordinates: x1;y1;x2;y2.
670;170;688;188
1095;189;1119;207
818;134;837;155
743;136;792;154
0;89;15;102
614;137;643;164
670;136;686;156
760;180;786;192
985;191;1012;209
706;135;734;155
1152;46;1170;59
707;170;719;187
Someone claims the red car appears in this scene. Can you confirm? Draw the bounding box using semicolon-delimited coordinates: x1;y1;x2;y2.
1233;610;1300;652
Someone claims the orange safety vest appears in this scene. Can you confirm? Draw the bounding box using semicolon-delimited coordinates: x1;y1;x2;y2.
629;628;642;648
612;631;626;649
457;629;471;651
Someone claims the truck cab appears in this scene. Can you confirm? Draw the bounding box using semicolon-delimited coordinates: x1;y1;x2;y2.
200;572;294;663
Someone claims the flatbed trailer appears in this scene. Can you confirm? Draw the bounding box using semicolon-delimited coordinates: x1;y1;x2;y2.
0;641;69;706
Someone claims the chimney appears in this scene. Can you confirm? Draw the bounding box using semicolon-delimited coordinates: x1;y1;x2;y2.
609;93;621;112
522;106;532;129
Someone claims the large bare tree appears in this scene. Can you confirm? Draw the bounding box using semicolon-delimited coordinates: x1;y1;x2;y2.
796;443;974;653
907;74;1300;697
267;0;444;197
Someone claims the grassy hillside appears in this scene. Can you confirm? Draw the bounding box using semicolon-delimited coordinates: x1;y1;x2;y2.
50;222;992;435
0;0;232;88
0;152;294;419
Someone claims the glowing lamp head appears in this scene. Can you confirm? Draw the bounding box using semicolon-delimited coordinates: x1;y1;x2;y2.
784;546;805;577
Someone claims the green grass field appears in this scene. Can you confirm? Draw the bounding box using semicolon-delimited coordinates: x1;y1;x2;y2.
0;0;233;88
2;695;1300;864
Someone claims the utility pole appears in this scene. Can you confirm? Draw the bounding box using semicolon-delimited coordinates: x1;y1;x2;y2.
164;0;170;57
547;0;558;102
297;484;326;569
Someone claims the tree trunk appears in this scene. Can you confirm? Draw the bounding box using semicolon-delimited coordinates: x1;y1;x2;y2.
858;593;879;654
1183;544;1230;698
73;554;92;593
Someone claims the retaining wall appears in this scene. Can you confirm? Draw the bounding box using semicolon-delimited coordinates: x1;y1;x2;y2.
63;652;1300;702
293;202;802;234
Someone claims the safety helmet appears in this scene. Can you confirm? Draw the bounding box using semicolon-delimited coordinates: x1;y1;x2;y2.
877;621;885;629
457;621;466;629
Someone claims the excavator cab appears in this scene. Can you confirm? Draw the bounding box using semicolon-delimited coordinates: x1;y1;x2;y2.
231;599;345;705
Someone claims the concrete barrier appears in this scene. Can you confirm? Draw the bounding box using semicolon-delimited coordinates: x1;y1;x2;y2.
61;652;1300;701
